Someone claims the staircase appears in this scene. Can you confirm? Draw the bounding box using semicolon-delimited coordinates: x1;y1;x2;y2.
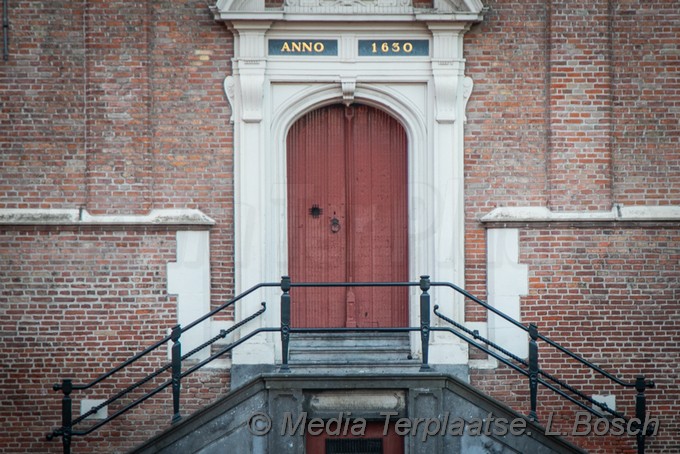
46;277;656;454
129;372;586;454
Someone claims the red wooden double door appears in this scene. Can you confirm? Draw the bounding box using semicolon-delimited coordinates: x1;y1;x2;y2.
287;104;409;328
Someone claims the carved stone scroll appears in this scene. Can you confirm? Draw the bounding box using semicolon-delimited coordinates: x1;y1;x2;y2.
461;76;473;123
432;63;458;123
341;78;356;106
223;76;236;124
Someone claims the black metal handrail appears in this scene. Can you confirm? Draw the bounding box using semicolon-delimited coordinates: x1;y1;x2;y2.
432;308;633;417
430;281;644;388
47;276;655;454
46;282;277;454
430;279;657;454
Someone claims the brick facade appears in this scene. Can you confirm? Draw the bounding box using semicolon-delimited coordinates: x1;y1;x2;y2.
0;226;229;452
463;2;678;452
471;228;679;453
1;0;678;453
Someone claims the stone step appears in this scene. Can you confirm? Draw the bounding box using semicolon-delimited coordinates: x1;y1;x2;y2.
285;360;425;376
288;332;413;363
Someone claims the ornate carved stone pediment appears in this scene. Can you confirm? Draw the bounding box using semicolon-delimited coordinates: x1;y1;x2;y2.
284;0;411;14
285;0;409;7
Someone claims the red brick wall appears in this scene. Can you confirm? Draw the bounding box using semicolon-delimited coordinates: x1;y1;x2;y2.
0;1;87;209
1;0;678;453
546;0;614;211
470;227;679;453
1;1;235;452
0;226;230;453
0;0;235;296
612;2;680;205
146;0;235;307
464;0;551;322
463;1;678;453
465;1;680;212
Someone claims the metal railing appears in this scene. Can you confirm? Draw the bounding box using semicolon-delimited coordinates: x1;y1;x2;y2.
47;276;655;454
427;280;656;454
46;281;279;454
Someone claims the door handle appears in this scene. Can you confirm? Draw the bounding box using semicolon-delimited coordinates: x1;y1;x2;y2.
330;217;341;233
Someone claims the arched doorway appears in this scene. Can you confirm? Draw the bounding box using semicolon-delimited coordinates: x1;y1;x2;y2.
287;103;409;328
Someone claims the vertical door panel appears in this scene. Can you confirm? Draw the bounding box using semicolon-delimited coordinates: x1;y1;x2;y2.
350;105;408;327
287;107;347;327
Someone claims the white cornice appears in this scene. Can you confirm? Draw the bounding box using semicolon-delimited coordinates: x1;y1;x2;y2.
212;0;485;22
0;209;216;226
481;205;680;224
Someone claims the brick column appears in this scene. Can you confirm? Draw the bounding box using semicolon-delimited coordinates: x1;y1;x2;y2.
547;0;613;211
84;1;153;214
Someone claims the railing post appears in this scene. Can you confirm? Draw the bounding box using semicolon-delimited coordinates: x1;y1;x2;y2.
61;379;72;454
170;324;182;423
528;323;539;422
635;375;649;454
280;276;291;372
419;275;431;372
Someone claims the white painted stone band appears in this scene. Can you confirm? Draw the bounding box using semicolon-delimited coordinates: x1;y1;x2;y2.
481;205;680;224
0;208;216;226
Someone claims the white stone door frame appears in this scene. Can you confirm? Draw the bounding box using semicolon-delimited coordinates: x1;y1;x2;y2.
214;3;484;368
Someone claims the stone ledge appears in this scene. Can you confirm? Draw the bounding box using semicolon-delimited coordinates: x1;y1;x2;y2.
0;208;216;226
481;204;680;224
